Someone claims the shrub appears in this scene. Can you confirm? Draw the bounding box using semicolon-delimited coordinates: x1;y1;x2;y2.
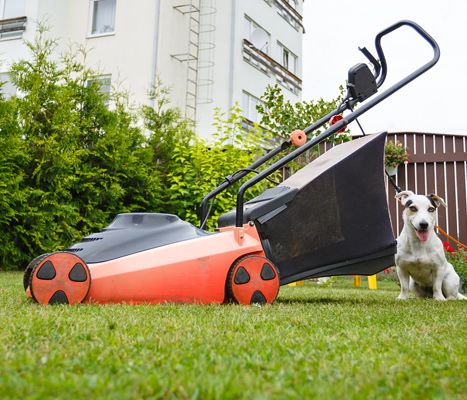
0;26;274;269
145;99;275;230
443;242;467;292
0;23;163;270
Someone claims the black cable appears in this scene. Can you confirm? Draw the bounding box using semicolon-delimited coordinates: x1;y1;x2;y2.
354;118;366;136
329;90;353;148
385;169;402;193
200;195;216;230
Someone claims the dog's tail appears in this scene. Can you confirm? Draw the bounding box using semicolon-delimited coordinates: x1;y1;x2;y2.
456;293;467;300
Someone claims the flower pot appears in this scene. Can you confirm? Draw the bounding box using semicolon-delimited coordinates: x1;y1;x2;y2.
385;164;398;176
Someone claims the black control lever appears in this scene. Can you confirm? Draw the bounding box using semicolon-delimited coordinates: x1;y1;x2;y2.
358;46;381;82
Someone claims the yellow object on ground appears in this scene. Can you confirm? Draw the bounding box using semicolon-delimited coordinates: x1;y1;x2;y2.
354;275;377;289
288;281;304;287
368;275;377;290
353;275;361;287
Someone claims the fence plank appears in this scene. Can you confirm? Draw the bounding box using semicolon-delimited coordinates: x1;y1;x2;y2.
387;132;467;246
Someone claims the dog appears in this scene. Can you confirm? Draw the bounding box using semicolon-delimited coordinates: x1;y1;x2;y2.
395;190;466;301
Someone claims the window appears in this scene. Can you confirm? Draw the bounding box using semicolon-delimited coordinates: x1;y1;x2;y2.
0;73;16;98
277;43;297;74
242;91;263;124
244;16;269;53
87;75;111;104
90;0;116;36
276;0;301;31
0;0;26;40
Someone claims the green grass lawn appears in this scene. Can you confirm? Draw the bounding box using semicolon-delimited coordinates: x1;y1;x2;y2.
1;272;466;400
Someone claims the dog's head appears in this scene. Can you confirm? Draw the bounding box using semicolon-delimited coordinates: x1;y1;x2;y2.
395;190;446;242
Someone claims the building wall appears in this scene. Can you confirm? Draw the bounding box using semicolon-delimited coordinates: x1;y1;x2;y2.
0;0;303;138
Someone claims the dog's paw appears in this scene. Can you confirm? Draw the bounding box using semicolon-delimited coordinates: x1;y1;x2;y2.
434;296;446;301
396;294;409;300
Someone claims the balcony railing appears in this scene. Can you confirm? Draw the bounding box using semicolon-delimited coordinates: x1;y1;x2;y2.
272;0;304;32
243;39;302;95
0;16;27;36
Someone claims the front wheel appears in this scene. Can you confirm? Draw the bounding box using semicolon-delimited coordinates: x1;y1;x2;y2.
226;255;280;305
28;252;91;305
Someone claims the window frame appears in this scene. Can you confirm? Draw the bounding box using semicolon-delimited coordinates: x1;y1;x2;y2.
88;0;117;38
242;91;264;124
244;15;270;54
86;74;112;105
277;42;297;75
0;0;27;40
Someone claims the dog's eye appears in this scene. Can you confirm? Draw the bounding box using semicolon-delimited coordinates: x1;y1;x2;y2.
428;207;436;212
409;206;417;212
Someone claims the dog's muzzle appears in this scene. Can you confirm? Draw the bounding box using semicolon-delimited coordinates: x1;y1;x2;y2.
410;220;430;242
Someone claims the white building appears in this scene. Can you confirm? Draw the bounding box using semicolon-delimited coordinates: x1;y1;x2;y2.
0;0;304;138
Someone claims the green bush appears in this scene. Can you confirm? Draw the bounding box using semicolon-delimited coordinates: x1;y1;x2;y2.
1;23;346;271
0;25;274;270
0;24;163;270
161;105;274;230
256;84;351;143
443;242;467;292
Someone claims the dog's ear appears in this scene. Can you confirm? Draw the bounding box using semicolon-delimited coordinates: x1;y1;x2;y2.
428;193;447;208
395;190;414;206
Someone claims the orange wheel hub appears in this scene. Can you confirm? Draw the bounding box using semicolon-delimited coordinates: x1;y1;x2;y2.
29;252;91;305
227;255;279;305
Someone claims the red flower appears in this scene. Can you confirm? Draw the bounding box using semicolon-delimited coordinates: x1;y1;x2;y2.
442;242;454;253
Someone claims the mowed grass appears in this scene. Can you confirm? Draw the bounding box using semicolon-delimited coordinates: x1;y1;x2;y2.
1;272;466;400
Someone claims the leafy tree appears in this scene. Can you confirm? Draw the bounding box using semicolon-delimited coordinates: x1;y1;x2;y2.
255;84;352;174
141;77;195;194
257;84;351;142
143;93;273;230
4;25;347;271
0;22;162;270
0;25;275;270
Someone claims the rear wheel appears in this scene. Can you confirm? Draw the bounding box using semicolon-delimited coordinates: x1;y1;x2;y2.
226;255;280;305
28;252;91;305
23;253;51;292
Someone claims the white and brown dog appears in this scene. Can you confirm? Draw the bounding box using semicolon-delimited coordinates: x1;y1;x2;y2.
395;190;466;301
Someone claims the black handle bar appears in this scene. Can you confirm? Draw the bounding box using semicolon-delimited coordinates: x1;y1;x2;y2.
234;20;440;227
374;20;440;88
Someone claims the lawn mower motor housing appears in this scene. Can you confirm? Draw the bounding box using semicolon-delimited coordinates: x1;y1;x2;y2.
23;20;440;306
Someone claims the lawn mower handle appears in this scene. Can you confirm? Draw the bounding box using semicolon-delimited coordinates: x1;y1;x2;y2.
234;20;440;227
374;20;440;88
199;103;350;228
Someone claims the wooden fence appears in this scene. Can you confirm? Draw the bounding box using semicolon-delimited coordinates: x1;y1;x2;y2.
386;132;467;246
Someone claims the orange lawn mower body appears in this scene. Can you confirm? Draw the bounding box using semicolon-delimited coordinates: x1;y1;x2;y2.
23;21;440;306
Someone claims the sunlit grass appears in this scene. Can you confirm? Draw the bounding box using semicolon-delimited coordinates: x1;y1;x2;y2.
1;272;466;399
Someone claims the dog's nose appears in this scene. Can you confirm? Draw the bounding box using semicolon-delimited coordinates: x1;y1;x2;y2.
419;221;429;230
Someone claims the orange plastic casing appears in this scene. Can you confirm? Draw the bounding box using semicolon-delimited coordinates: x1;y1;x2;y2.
83;224;265;304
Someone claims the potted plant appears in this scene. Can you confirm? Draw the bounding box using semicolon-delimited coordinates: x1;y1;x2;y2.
385;140;410;175
443;242;467;293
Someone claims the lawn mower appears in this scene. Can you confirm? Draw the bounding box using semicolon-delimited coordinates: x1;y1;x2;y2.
23;20;440;306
